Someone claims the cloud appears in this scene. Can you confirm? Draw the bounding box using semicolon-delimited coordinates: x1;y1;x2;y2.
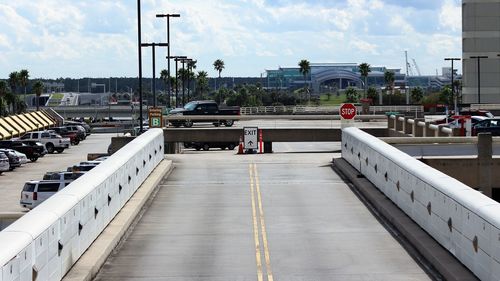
439;0;461;32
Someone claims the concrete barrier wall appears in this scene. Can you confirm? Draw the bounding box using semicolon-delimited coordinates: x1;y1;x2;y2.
0;129;164;281
342;127;500;281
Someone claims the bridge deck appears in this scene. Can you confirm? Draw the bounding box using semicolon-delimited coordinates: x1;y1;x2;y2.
95;152;430;281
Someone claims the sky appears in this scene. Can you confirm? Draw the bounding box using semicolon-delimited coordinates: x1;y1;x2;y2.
0;0;462;79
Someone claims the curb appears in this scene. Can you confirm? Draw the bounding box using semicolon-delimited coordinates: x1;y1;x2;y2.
332;158;478;281
62;159;173;281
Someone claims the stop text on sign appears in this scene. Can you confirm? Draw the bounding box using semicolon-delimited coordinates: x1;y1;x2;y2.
340;103;357;120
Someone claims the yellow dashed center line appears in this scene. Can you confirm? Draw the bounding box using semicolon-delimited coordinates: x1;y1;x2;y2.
249;163;274;281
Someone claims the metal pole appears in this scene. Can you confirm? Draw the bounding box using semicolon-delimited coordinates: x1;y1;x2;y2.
478;58;481;104
187;62;191;102
137;0;143;133
152;44;156;107
182;60;186;106
167;18;171;108
175;59;179;107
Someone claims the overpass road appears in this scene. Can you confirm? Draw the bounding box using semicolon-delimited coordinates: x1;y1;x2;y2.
95;150;430;281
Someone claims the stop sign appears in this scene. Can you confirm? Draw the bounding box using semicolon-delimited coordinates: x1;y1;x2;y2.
340;103;357;119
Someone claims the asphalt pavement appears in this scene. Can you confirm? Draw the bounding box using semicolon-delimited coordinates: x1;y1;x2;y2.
95;149;430;281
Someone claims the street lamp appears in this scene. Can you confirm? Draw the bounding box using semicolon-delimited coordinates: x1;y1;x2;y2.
444;57;461;114
470;55;488;104
169;56;187;107
141;42;168;107
187;59;196;101
136;0;144;133
156;13;180;109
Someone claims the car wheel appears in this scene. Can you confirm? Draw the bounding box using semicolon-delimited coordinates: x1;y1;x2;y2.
228;143;236;150
30;157;38;162
221;147;226;150
72;140;79;145
46;143;55;154
56;148;64;153
195;147;201;151
184;120;193;128
202;144;210;151
225;120;234;127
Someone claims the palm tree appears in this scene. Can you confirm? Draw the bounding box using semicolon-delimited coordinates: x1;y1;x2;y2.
160;69;170;107
187;61;197;101
32;81;44;111
196;71;209;99
213;59;225;92
8;71;19;113
384;70;395;105
298;59;311;102
358;63;371;98
0;81;7;116
19;69;29;106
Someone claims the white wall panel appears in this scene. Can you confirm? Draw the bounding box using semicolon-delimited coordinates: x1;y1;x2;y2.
342;127;500;281
0;129;164;281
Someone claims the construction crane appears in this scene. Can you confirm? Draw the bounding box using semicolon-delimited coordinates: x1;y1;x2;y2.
412;58;422;76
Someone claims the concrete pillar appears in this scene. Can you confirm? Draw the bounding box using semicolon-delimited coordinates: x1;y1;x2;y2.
395;115;404;132
387;115;395;129
165;142;179;154
404;117;413;135
424;122;436;137
413;118;424;137
478;133;492;198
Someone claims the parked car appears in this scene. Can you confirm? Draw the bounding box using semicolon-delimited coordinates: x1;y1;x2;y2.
444;116;488;129
64;121;91;136
50;127;80;145
20;180;71;209
21;141;47;157
434;110;494;125
43;171;85;181
184;141;238;151
0;140;42;162
20;131;70;154
63;125;86;140
169;100;240;127
472;118;500;136
0;149;21;170
0;152;10;174
66;163;99;172
10;150;28;165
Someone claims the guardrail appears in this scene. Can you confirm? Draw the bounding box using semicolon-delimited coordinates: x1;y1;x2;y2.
0;129;164;281
163;114;387;122
240;105;423;115
388;114;457;137
342;127;500;281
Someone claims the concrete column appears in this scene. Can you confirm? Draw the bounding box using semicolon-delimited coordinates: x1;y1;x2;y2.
264;142;273;153
413;118;424;137
424;122;435;137
165;142;179;154
387;115;395;129
404;117;412;135
395;115;404;132
477;133;492;198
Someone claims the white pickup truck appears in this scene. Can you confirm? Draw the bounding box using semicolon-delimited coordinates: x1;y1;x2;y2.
20;131;70;154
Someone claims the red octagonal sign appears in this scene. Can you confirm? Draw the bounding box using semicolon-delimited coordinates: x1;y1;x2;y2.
340;103;357;120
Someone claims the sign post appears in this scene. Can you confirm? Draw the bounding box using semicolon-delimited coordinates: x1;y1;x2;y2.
148;107;164;128
244;127;258;153
340;103;357;128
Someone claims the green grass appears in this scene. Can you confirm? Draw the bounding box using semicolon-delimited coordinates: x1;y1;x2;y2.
51;93;64;100
318;93;347;106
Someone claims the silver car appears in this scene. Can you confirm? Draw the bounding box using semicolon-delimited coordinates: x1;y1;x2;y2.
0;152;10;175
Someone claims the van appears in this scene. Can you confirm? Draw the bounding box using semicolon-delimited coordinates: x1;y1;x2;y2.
20;180;71;209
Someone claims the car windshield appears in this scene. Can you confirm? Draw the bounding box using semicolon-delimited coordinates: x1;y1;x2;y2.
23;183;36;192
184;102;197;111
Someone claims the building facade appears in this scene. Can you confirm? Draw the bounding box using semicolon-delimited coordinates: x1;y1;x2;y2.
463;0;500;104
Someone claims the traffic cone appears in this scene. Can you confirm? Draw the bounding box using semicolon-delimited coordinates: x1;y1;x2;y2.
238;136;244;154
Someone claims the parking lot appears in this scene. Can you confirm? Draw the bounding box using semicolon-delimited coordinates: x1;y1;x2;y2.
0;133;114;213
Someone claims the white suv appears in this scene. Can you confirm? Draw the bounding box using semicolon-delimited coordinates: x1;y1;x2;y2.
20;131;70;154
20;180;70;209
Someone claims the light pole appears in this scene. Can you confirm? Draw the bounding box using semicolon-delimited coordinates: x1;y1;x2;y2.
444;57;461;113
156;13;180;109
170;56;187;107
470;55;488;104
137;0;144;133
141;42;168;107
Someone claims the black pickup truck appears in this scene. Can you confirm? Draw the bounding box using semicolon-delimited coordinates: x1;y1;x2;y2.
169;100;240;127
